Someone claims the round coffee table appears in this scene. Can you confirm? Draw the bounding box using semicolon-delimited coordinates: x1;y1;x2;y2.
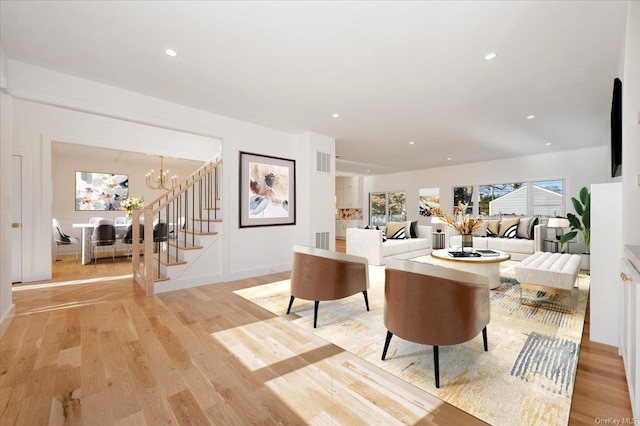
430;249;511;289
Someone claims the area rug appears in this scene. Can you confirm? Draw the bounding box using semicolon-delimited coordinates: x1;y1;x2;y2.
235;260;590;426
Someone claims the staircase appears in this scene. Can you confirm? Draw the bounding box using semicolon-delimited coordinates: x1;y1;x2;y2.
132;154;222;295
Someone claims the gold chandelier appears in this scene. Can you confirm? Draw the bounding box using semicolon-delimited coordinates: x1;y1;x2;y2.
146;156;177;190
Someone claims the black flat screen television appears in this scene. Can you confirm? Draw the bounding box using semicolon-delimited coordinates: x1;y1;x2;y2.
611;78;622;178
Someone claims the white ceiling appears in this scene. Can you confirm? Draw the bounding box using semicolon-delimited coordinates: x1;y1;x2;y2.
0;1;628;176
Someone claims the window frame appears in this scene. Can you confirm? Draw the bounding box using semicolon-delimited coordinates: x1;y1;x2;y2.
453;178;565;218
369;190;407;225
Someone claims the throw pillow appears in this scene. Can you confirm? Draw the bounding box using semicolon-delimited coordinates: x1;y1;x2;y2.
516;217;537;239
528;217;539;239
410;221;418;238
386;221;407;239
472;221;488;237
498;217;520;238
486;220;500;237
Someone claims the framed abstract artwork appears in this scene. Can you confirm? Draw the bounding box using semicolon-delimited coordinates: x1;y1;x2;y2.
75;171;128;211
239;152;296;228
418;187;440;216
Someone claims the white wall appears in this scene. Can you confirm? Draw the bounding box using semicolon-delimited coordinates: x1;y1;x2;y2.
622;1;640;246
0;92;14;331
363;146;610;228
297;132;337;251
220;119;308;281
0;44;14;331
590;182;623;346
3;60;335;291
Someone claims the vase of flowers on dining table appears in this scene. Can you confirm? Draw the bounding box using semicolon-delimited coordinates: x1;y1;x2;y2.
122;196;145;218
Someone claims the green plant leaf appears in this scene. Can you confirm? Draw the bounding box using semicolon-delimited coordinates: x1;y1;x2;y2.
572;197;584;216
567;213;581;229
584;194;590;215
583;209;590;229
580;187;589;206
560;231;577;244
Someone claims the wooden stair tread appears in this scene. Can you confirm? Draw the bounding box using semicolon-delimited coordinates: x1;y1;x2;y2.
168;241;203;250
151;267;169;283
180;230;218;236
152;253;187;266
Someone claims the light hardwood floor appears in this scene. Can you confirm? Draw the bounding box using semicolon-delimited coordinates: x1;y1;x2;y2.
1;248;633;424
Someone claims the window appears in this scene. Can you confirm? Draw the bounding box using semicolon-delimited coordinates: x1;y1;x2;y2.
532;179;563;216
472;178;564;217
370;191;406;225
478;182;526;216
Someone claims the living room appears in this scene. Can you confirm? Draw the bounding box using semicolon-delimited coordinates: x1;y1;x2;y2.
1;1;639;424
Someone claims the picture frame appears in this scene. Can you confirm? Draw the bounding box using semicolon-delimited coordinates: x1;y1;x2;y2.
418;187;440;217
239;151;296;228
75;171;129;211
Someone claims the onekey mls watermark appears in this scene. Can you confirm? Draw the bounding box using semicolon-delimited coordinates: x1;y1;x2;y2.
595;418;639;425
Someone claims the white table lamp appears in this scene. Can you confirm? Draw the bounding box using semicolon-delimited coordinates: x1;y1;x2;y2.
431;216;446;233
547;217;570;240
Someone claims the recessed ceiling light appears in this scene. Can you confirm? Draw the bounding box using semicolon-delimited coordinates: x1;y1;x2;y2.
165;49;178;57
483;52;497;61
366;169;371;172
409;141;415;145
527;115;536;119
447;157;452;161
545;142;552;146
332;113;339;118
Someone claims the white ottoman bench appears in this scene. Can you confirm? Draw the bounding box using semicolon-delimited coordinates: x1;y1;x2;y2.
515;251;581;310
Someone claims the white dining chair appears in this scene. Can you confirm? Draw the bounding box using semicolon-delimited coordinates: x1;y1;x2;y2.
52;218;80;262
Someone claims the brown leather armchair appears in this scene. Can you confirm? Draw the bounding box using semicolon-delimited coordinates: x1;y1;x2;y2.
381;259;490;388
287;245;370;328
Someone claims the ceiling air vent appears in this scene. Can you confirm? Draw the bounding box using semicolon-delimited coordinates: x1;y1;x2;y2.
316;151;331;174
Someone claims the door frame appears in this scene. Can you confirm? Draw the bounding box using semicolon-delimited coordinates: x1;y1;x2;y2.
11;154;23;283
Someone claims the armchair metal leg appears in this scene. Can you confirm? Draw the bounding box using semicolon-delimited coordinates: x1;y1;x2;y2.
286;296;295;314
362;291;370;311
381;331;393;360
433;346;440;388
313;301;319;328
482;326;488;351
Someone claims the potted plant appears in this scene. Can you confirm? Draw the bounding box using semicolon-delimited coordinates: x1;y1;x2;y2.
560;186;590;270
431;202;483;251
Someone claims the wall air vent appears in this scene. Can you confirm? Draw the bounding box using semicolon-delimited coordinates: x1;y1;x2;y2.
316;151;331;174
315;232;330;250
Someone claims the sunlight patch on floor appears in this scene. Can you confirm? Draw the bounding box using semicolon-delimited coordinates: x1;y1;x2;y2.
12;274;133;291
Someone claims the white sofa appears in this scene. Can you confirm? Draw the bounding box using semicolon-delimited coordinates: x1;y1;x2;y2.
449;223;547;261
346;226;433;266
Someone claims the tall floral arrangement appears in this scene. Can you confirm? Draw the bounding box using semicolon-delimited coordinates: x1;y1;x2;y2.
431;202;483;234
122;196;145;217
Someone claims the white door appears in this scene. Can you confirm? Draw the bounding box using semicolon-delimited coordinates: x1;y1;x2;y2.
11;155;22;283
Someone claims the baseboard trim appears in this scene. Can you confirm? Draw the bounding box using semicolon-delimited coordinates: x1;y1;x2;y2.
0;304;16;338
